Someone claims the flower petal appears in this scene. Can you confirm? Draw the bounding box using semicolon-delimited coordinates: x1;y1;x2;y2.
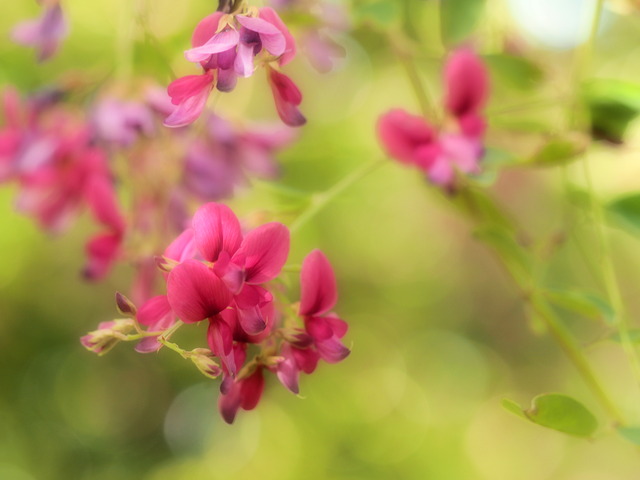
192;202;243;262
137;295;172;327
167;260;232;323
235;222;290;283
258;7;296;65
299;249;337;317
444;48;489;119
276;347;300;394
316;336;350;363
377;109;437;166
191;12;225;48
234;41;256;78
267;68;306;127
184;29;239;63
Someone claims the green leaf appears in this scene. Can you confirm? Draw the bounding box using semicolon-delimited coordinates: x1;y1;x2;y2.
528;136;587;167
618;427;640;446
583;79;640;144
354;0;401;26
484;54;543;90
501;398;527;419
440;0;485;46
504;394;598;438
545;289;615;325
606;194;640;236
526;393;598;437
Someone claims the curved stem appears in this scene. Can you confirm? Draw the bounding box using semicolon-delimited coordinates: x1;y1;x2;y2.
289;158;386;234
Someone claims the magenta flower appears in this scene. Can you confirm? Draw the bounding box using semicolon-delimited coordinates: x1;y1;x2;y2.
267;67;306;127
218;367;265;424
166;7;303;127
164;73;215;128
165;202;289;374
12;2;68;62
276;250;349;394
444;48;490;137
377;48;490;189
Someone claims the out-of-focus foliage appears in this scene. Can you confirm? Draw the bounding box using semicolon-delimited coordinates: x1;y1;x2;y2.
4;0;640;479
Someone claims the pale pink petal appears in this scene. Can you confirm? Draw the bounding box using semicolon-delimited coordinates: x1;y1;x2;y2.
167;259;233;323
164;74;214;128
258;7;296;65
184;29;239;63
276;346;300;394
299;249;337;317
235;222;290;283
316;336;350;363
191;12;225;48
236;15;281;35
234;42;256;78
192;202;243;262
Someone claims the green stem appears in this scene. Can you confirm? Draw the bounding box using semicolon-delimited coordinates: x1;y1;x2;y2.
530;292;625;424
457;187;625;425
581;157;640;387
289;158;386;234
388;31;437;120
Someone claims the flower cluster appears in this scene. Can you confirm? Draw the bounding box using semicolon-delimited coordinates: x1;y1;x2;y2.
0;88;125;280
12;0;68;62
81;202;349;424
377;48;490;189
166;7;305;128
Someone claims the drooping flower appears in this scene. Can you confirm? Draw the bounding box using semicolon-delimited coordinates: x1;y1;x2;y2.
164;73;215;128
166;7;304;127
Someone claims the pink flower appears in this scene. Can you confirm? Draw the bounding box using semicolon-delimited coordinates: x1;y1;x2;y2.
165;202;290;374
276;250;349;394
218;367;265;424
92;98;155;147
444;48;489;137
267;67;306;127
12;2;68;62
168;8;303;127
377;48;490;189
164;73;215;128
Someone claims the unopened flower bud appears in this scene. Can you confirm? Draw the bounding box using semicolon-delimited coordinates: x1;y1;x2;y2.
115;292;137;317
80;319;136;355
189;348;222;379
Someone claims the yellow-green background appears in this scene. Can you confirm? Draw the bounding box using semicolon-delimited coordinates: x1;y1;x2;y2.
2;0;640;478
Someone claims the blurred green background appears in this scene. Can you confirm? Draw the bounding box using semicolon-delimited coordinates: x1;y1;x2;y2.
3;0;640;479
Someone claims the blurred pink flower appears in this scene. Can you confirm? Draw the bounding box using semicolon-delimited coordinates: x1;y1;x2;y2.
12;2;68;62
377;48;490;189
